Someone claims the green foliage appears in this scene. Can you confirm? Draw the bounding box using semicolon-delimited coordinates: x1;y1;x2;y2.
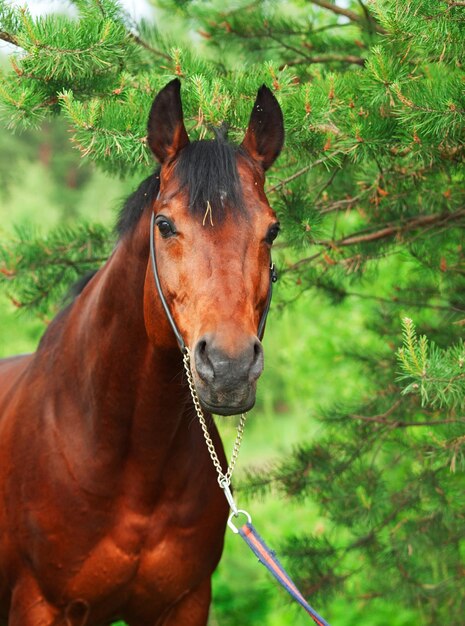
0;222;111;315
1;0;465;624
398;317;465;411
0;0;139;127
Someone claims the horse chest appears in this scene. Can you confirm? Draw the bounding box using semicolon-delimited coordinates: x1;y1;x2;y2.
2;405;228;622
57;495;226;619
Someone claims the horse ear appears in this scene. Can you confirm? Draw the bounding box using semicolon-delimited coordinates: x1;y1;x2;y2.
147;79;189;164
241;85;284;171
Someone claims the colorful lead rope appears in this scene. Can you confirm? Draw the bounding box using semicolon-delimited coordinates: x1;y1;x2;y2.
225;484;331;625
236;521;330;626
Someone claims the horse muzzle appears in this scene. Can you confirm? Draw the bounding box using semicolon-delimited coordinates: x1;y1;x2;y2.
192;334;264;416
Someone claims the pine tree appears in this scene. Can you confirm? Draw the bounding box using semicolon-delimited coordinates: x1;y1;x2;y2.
1;1;464;624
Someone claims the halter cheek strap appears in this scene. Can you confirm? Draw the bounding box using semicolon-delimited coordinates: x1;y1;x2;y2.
149;211;277;353
257;260;278;340
150;211;187;353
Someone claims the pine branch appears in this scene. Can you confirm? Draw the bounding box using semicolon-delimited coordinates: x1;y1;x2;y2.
284;209;465;273
349;404;465;427
308;0;387;34
397;318;465;410
319;195;362;214
127;31;171;60
284;53;365;67
357;0;373;24
334;289;465;314
267;151;344;193
266;30;315;60
263;31;366;67
267;165;312;192
0;223;111;315
0;30;18;46
321;208;465;248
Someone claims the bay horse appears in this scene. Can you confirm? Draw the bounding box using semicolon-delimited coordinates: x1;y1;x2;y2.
0;79;284;625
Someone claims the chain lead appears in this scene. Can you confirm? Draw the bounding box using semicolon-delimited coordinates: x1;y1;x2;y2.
182;349;247;490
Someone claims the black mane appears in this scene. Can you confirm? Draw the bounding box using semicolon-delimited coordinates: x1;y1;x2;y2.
116;170;161;237
116;137;246;238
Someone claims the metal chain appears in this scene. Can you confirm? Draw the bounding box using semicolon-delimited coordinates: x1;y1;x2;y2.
183;348;247;488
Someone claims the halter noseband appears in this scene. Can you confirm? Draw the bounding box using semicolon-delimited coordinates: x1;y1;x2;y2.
149;211;278;354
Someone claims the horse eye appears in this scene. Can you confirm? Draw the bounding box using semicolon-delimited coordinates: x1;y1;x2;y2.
156;217;176;238
265;223;280;245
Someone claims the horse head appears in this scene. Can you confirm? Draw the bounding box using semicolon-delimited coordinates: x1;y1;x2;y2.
144;79;284;416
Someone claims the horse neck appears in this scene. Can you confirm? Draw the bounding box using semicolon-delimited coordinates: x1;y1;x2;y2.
42;211;188;476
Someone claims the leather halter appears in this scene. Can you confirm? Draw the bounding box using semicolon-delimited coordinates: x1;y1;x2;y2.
149;211;278;354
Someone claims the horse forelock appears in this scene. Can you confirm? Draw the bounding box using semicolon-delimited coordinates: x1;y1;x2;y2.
174;139;246;221
117;138;250;239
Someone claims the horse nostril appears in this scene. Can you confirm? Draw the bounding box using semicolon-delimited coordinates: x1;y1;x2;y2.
249;339;264;382
194;339;215;383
